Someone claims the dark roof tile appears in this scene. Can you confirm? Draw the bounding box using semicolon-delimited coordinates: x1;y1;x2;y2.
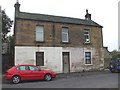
16;12;102;27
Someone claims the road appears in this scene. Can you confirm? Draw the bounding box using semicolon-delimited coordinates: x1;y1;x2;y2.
2;71;119;88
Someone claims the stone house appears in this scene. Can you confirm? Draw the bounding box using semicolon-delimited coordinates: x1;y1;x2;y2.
14;1;104;73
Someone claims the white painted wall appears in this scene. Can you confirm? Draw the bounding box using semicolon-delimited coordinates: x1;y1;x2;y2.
63;47;100;72
15;46;103;73
15;46;63;73
43;47;62;73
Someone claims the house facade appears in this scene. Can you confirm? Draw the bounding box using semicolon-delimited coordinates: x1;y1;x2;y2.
14;2;104;73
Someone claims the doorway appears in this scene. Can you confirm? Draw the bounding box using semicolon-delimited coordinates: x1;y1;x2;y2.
62;52;70;73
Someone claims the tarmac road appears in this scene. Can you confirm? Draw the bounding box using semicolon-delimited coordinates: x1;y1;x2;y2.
1;70;119;88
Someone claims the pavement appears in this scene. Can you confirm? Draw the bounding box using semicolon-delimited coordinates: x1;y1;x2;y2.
56;69;110;79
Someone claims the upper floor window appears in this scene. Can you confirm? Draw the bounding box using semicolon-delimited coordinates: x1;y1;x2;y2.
62;27;69;43
84;30;90;43
36;26;44;42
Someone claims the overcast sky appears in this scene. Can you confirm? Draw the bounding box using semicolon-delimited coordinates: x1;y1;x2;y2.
0;0;119;51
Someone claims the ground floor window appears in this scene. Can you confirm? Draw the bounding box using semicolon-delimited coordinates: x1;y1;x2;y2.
36;52;44;66
85;52;92;64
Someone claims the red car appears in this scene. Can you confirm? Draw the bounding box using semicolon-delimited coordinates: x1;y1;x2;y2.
5;64;56;84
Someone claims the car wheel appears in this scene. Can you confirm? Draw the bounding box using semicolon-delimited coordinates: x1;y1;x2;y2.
12;75;21;84
44;74;52;81
110;69;114;73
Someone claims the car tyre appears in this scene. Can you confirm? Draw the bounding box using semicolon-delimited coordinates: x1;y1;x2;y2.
110;69;115;73
12;75;21;84
44;74;52;81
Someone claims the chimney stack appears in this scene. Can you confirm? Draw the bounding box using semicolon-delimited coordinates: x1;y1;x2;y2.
85;9;91;20
14;0;20;13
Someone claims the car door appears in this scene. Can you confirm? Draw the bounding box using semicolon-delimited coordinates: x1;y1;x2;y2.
17;65;32;80
28;65;43;80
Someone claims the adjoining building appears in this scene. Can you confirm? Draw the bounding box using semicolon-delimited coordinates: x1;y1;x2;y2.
14;1;105;73
103;47;112;69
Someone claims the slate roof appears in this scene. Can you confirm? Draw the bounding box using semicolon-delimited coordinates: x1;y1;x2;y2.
16;12;102;27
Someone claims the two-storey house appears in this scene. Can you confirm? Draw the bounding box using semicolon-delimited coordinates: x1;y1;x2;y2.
14;2;104;73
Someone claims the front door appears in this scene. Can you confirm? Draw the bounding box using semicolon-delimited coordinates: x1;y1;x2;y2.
63;52;70;73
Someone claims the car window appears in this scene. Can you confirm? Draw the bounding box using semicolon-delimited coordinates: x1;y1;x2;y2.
17;66;29;70
29;66;39;71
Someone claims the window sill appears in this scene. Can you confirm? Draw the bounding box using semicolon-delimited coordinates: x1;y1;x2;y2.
61;41;70;44
84;42;91;45
39;66;46;70
84;64;93;66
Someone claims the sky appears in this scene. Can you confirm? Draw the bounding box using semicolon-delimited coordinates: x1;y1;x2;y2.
0;0;119;51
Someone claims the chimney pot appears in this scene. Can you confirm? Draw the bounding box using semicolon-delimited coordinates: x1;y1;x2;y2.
85;9;91;20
